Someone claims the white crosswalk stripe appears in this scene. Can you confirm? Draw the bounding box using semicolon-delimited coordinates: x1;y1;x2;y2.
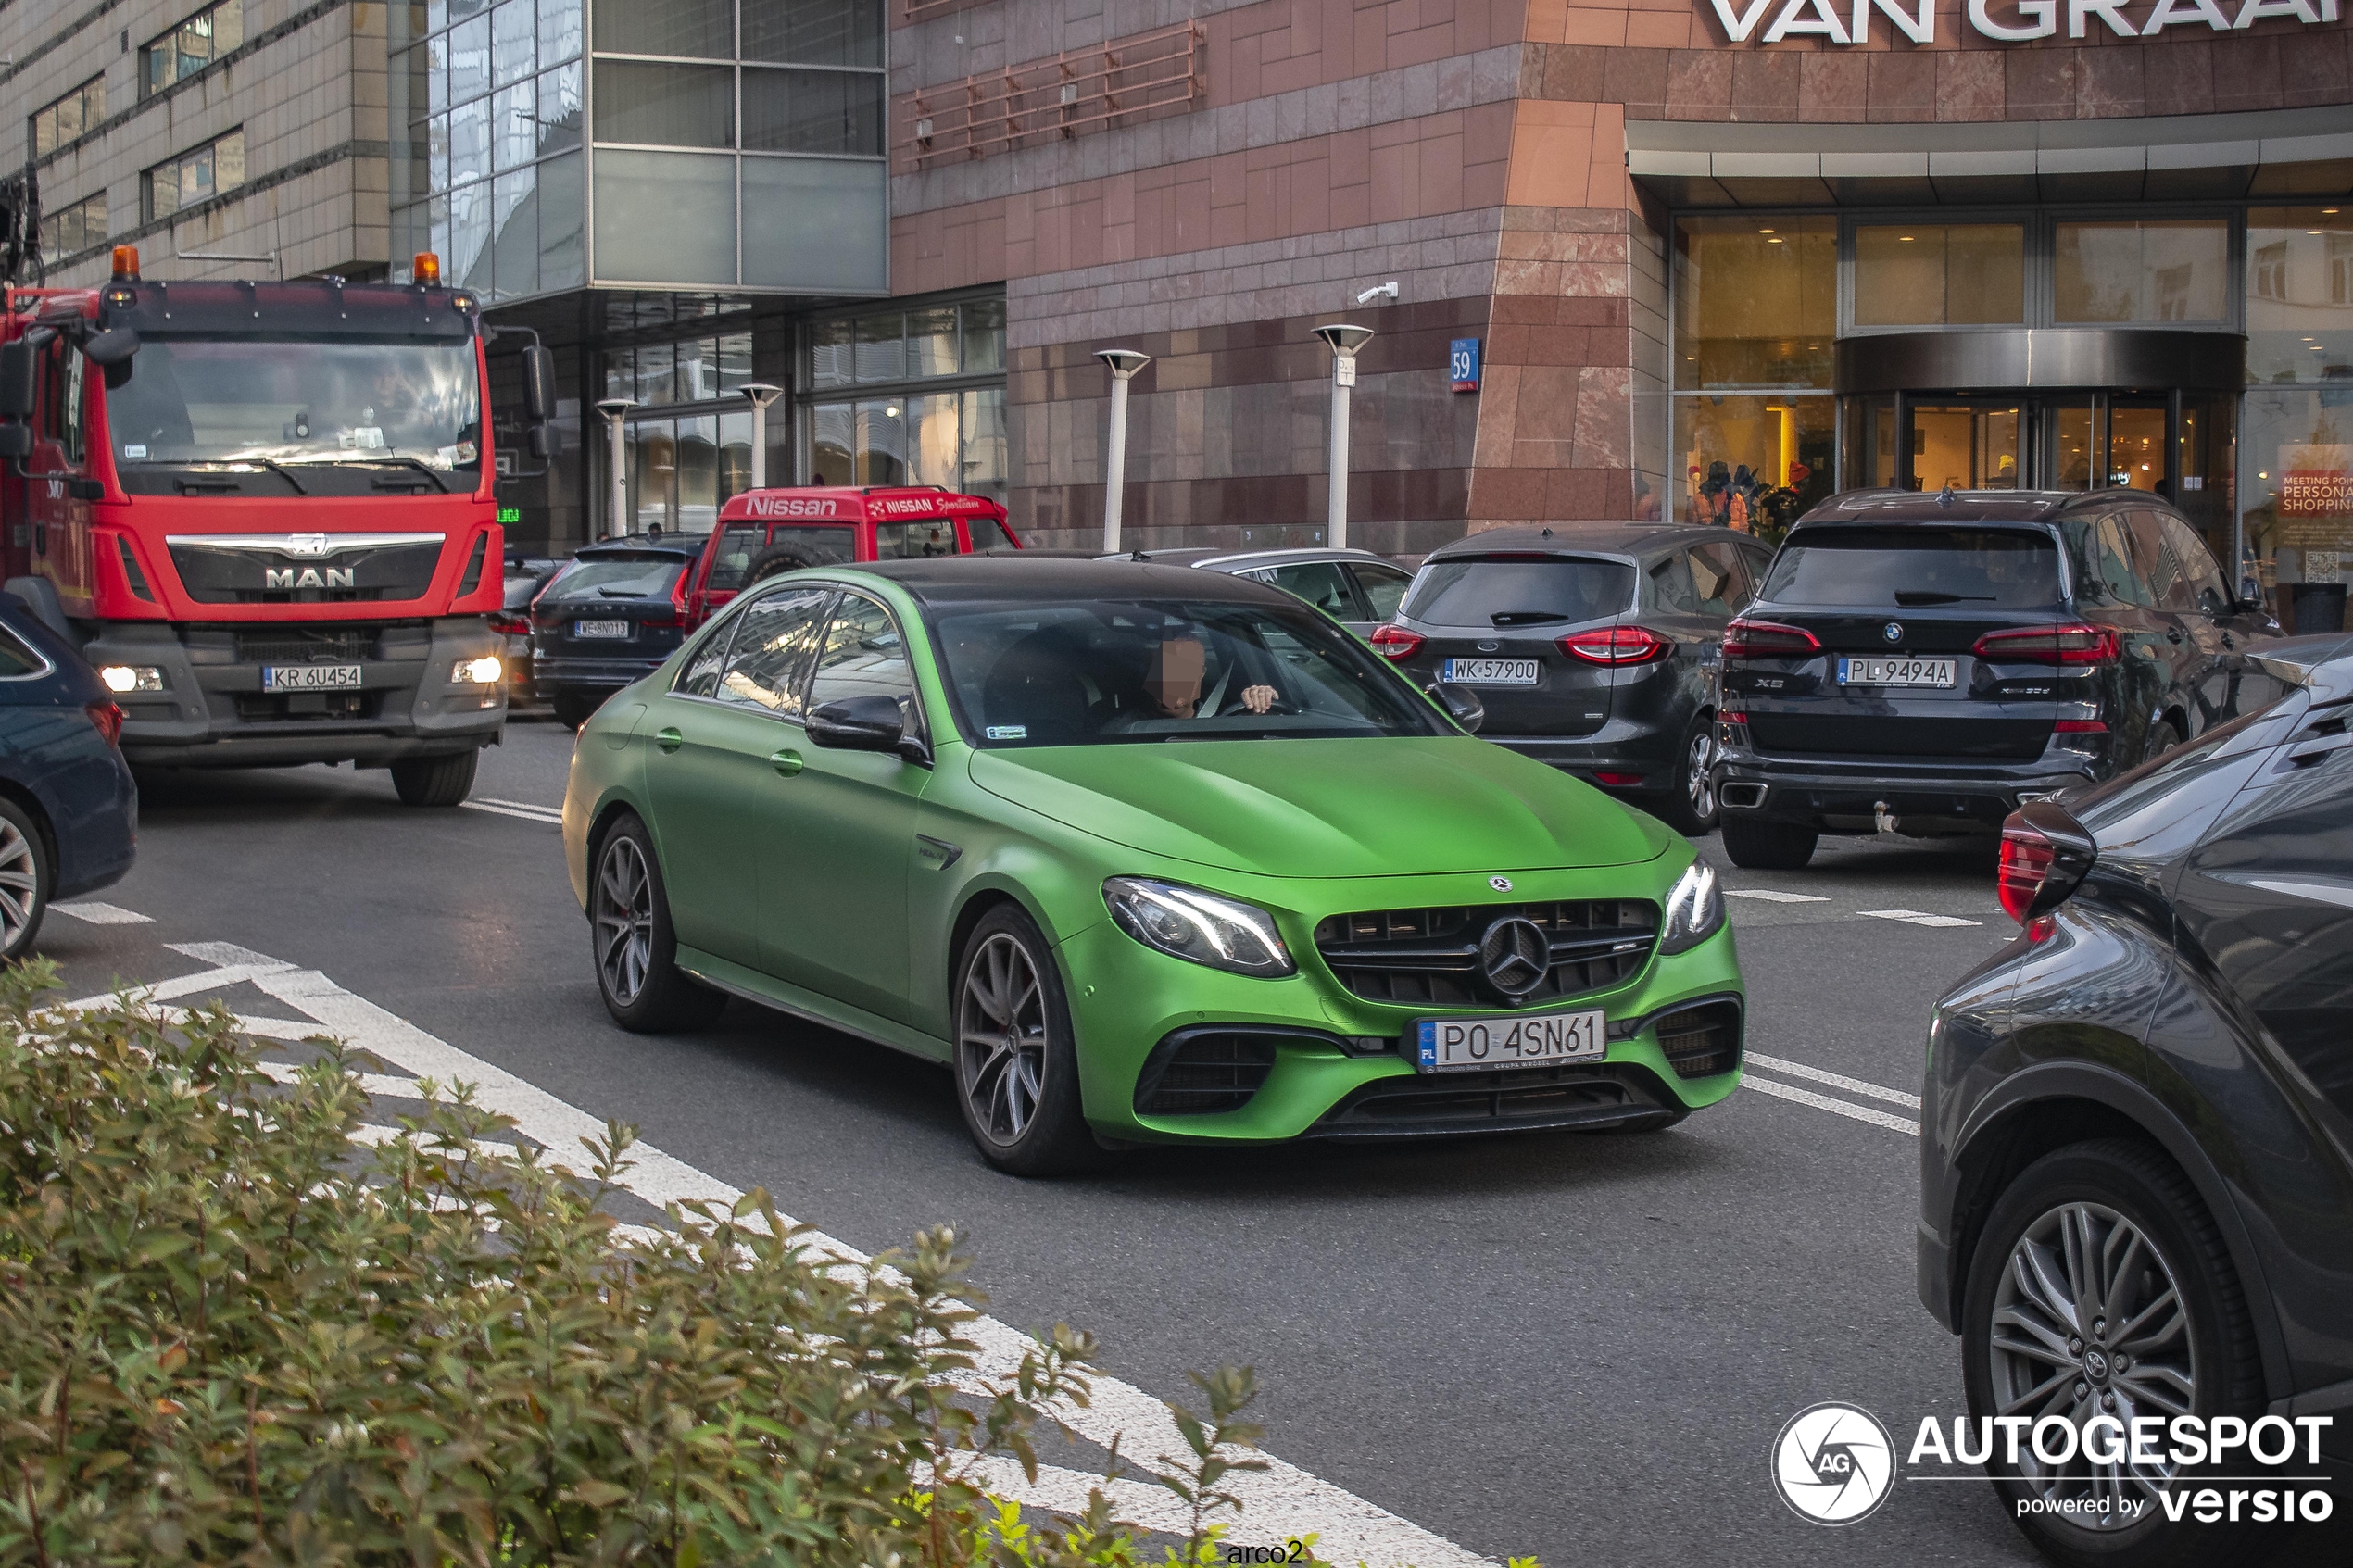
1745;1051;1922;1109
1742;1073;1921;1135
1857;908;1982;928
1723;889;1831;904
55;901;156;924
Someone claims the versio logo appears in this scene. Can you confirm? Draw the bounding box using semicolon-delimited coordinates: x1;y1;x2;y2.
1773;1402;1895;1525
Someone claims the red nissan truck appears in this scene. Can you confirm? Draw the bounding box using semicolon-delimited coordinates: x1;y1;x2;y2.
0;248;553;805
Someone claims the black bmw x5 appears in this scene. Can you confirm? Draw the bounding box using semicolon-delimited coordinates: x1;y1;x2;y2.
1712;489;2279;870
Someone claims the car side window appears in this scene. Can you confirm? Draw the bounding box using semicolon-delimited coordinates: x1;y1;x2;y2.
874;521;956;559
808;590;921;734
1262;562;1355;618
2161;514;2231;614
0;624;45;678
2126;511;2194;612
674;618;740;698
1688;542;1748;619
1646;552;1700;614
1350;563;1412;621
2078;513;2153;608
713;586;834;717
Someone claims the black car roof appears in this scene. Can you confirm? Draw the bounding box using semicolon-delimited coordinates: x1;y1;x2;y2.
852;555;1286;605
1792;488;2174;528
1425;521;1755;559
572;535;700;558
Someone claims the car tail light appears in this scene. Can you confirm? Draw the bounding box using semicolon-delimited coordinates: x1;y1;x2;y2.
1369;624;1424;661
1996;804;2096;928
1721;619;1822;659
641;572;692;630
1561;625;1672;664
2053;720;2107;734
1593;771;1645;786
86;700;125;747
1973;623;2120;666
1997;822;2056;923
488;610;530;636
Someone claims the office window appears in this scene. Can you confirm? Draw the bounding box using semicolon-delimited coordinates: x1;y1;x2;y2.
741;68;882;156
2253;240;2288;304
143;1;243;97
31;77;107;157
144;129;246;221
37;194;107;265
1853;224;2026;327
1672;217;1835;390
2055;220;2229;325
743;0;884;68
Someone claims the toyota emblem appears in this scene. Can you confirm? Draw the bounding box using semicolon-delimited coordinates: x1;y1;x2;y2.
1478;916;1552;1001
1489;875;1513;892
1881;621;1904;644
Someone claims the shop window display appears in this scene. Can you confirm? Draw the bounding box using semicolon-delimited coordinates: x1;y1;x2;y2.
1674;396;1833;543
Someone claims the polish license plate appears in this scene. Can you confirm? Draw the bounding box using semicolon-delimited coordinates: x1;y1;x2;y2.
1838;656;1956;688
260;663;363;693
573;619;632;639
1414;1008;1606;1073
1440;657;1540;685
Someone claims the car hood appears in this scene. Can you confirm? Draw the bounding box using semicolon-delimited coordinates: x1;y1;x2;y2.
967;737;1671;878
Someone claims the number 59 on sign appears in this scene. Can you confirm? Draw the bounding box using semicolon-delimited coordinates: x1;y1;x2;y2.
1450;337;1480;393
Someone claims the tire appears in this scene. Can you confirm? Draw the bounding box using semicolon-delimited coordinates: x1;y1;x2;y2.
1653;721;1720;836
588;814;727;1033
2142;718;2184;767
0;797;52;963
389;749;477;808
744;546;816;589
952;903;1097;1175
552;688;606;730
1962;1139;2270;1568
1721;813;1817;870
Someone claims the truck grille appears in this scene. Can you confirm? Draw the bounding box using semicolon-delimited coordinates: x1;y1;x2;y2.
169;535;444;605
1314;899;1656;1009
233;628;380;665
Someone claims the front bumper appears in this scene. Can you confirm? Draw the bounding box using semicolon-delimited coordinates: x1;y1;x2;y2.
1055;875;1744;1144
88;619;506;768
1713;735;2094;834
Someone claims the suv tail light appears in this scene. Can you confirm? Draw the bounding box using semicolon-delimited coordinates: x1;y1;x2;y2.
1369;624;1424;661
86;700;125;747
1561;625;1672;664
1721;619;1822;659
1996;804;2097;928
641;572;692;630
1973;623;2120;666
488;610;530;636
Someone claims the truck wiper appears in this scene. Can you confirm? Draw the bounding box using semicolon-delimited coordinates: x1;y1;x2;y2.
239;458;310;495
1894;591;1994;605
342;456;450;493
1491;610;1571;625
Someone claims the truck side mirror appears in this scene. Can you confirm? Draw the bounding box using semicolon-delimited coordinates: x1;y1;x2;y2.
529;425;553;459
0;343;33;420
82;327;139;368
522;345;556;422
0;425;29;460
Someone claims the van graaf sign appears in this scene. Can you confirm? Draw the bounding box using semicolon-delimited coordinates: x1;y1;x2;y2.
1707;0;2338;45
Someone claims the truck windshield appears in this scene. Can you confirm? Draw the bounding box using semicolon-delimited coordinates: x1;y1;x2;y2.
105;338;482;472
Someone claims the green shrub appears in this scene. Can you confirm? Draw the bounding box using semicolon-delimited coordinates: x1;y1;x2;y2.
0;961;1263;1567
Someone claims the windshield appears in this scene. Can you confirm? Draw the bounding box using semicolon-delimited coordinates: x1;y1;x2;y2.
1762;528;2061;608
105;338;483;471
932;596;1452;746
544;555;686;600
1402;557;1634;627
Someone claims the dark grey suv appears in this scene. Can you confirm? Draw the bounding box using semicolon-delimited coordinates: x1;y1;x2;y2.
1370;523;1774;834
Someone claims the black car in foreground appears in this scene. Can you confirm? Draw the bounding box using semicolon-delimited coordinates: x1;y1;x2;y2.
530;537;702;728
1370;522;1774;833
0;590;136;960
1713;489;2278;869
1921;633;2353;1568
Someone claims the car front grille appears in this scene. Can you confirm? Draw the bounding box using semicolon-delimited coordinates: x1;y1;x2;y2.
232;628;381;665
1314;899;1657;1009
1133;1030;1282;1116
1652;998;1743;1079
1310;1063;1677;1137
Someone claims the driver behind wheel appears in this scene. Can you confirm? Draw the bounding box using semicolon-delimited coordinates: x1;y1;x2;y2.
1139;635;1278;720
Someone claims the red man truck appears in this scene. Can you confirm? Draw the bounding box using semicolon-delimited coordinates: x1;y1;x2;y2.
0;248;551;806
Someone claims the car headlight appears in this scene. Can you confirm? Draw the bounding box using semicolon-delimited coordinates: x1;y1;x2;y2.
452;655;503;684
99;665;164;694
1103;877;1295;977
1657;860;1724;956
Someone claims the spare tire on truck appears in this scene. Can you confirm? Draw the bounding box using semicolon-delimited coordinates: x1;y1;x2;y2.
743;546;816;588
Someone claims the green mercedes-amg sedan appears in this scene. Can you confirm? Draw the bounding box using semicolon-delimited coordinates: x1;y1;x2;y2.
562;557;1743;1173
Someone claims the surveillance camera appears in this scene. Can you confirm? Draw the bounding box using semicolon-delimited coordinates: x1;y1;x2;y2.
1355;282;1399;306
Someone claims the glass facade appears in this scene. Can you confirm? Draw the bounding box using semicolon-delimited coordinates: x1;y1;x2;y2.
803;300;1008;501
2242;206;2353;633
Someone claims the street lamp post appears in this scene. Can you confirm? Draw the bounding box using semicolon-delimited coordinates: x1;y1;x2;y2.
1093;348;1151;553
593;397;639;539
1312;325;1375;550
740;383;784;488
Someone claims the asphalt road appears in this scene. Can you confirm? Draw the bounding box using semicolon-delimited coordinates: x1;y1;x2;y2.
48;721;2047;1567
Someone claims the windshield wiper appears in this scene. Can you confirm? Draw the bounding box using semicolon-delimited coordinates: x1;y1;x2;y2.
339;456;451;494
225;458;308;495
1894;591;1994;605
1490;610;1571;625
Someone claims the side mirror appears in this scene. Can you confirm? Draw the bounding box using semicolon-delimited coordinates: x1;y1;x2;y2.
0;343;33;420
522;345;556;422
1429;682;1485;733
0;425;29;461
529;424;553;460
807;694;908;753
82;327;138;369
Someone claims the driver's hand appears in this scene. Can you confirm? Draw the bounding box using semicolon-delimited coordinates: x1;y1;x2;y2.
1239;684;1278;714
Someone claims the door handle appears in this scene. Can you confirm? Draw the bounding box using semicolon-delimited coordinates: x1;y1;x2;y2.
654;726;684;753
770;748;804;777
2166;628;2184;645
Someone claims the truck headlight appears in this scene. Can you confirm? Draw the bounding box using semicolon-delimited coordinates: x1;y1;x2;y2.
452;655;503;684
1657;860;1724;956
98;665;164;694
1104;877;1295;977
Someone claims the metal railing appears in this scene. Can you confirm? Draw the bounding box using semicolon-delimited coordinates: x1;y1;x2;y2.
901;20;1202;169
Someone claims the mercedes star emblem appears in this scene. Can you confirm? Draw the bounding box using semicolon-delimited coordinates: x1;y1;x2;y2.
1489;875;1513;892
1478;916;1552;1001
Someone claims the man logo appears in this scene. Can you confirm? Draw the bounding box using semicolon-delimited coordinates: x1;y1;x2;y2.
1771;1402;1894;1525
265;567;356;590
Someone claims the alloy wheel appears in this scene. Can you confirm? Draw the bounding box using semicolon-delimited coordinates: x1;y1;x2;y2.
1987;1199;2198;1526
959;932;1049;1147
0;818;36;952
1686;730;1717;820
592;835;655;1007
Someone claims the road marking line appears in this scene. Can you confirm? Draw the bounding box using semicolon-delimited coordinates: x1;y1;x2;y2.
1745;1051;1922;1110
1723;889;1831;904
55;901;155;924
65;958;295;1012
119;942;1481;1568
1857;909;1983;929
460;801;564;824
474;797;564;815
350;1123;519;1150
1742;1072;1920;1135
